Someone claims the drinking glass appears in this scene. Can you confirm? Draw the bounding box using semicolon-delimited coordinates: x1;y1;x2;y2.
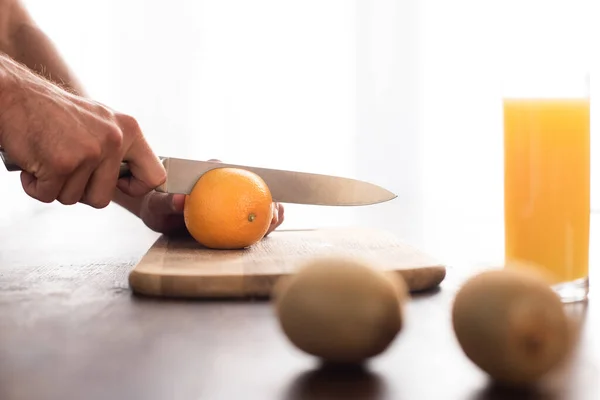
503;71;590;303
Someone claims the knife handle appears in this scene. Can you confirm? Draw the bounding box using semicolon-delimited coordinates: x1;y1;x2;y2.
117;162;133;179
0;148;133;179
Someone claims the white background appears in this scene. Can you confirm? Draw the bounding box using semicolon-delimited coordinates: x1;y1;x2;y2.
1;0;597;265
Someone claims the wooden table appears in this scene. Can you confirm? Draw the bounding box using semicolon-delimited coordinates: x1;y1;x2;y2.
0;204;598;400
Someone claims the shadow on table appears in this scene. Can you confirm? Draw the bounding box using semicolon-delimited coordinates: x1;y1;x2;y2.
283;363;387;400
128;284;444;304
409;285;442;299
471;300;589;400
471;382;558;400
129;292;272;304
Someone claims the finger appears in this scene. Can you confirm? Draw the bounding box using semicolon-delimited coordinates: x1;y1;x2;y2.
153;159;210;213
274;203;285;229
145;191;183;216
117;115;166;197
277;202;285;225
81;158;120;208
272;202;280;225
56;163;96;205
140;192;188;235
151;214;188;236
117;152;165;197
161;214;188;235
172;193;186;212
265;202;284;237
264;211;278;236
20;171;65;203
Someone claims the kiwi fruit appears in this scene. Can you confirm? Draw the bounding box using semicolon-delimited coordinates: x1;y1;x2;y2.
273;255;408;364
451;265;572;386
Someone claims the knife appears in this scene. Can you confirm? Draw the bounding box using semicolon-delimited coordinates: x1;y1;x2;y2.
0;149;397;206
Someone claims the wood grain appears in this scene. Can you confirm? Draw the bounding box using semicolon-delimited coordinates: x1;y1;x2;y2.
128;227;447;298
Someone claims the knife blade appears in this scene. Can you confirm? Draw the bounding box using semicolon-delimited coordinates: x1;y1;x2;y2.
0;149;397;206
156;156;397;206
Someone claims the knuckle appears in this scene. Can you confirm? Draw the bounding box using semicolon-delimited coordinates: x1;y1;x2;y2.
36;193;55;203
117;114;141;137
86;196;111;209
57;195;78;206
94;102;115;120
21;172;58;203
51;154;78;175
28;187;57;203
83;143;103;164
103;123;124;151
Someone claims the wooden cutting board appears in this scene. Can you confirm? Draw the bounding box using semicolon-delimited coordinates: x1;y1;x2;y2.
128;227;446;299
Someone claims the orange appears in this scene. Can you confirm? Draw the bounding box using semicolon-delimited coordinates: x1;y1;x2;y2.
183;167;273;249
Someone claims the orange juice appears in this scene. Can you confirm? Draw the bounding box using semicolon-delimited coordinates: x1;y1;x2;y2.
504;98;590;284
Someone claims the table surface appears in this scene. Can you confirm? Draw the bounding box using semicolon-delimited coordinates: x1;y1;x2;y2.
0;203;598;400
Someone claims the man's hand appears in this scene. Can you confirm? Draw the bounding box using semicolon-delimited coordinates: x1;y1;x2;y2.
0;54;166;207
135;159;285;237
0;0;285;239
139;192;285;237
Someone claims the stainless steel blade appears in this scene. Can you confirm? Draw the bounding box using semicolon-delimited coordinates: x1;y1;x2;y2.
158;157;397;206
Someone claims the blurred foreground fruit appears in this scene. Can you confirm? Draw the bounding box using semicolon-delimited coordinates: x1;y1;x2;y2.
274;255;409;364
451;266;572;386
183;167;273;249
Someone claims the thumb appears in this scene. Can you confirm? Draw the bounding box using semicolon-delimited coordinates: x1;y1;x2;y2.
145;192;186;216
171;193;186;213
116;114;166;197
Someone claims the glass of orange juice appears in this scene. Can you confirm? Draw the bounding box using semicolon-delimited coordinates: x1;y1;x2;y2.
503;71;590;303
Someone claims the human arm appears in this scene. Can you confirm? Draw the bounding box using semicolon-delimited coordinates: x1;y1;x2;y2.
0;51;166;206
0;0;85;95
0;0;142;216
0;0;284;234
0;0;165;208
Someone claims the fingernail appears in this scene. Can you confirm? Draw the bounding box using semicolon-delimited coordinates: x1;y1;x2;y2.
172;194;185;212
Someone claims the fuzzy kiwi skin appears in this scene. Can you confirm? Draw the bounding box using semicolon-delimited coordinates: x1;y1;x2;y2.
452;267;572;386
273;256;409;364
